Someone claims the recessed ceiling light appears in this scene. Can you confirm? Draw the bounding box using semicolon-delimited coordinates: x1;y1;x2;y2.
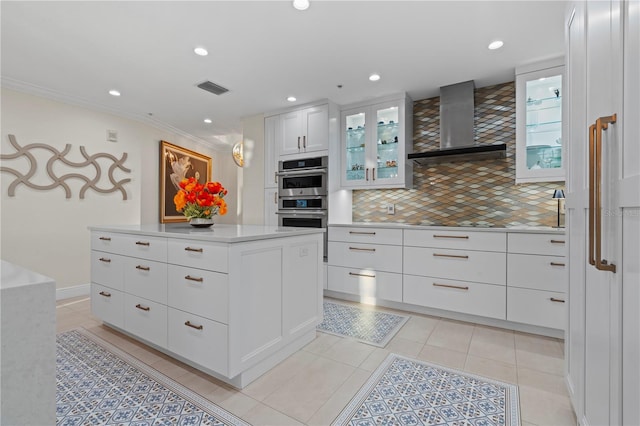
204;118;212;124
287;96;297;102
194;47;208;56
488;40;504;50
108;90;121;97
369;74;381;82
293;0;309;10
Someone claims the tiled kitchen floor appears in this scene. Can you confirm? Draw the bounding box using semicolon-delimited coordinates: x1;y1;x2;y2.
57;296;577;426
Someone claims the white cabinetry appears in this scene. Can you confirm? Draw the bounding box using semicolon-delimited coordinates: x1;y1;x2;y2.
327;226;403;304
280;104;329;157
403;230;506;320
264;115;279;189
506;233;566;330
90;226;323;389
565;1;640;425
515;58;565;183
341;94;413;189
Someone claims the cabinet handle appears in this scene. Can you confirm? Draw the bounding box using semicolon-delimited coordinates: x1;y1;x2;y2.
274;171;278;184
297;136;301;149
433;253;469;259
550;297;566;303
433;282;469;291
99;236;111;241
274;192;277;204
349;246;376;252
550;239;565;244
135;265;150;271
550;262;566;267
185;321;203;330
349;272;376;278
589;114;617;273
303;135;306;149
99;257;111;263
135;304;150;311
99;291;111;297
185;275;204;282
184;247;203;253
349;231;376;235
433;235;469;239
135;241;150;246
365;168;369;181
372;168;375;181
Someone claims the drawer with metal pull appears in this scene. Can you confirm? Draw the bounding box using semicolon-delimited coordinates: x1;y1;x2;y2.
403;274;506;320
168;239;228;273
507;287;566;330
167;307;228;375
123;257;168;304
91;251;124;291
327;266;402;303
327;241;402;273
403;246;506;285
123;294;167;348
168;265;229;323
119;234;168;262
507;253;567;292
507;233;566;256
328;226;403;245
403;229;506;252
91;283;123;328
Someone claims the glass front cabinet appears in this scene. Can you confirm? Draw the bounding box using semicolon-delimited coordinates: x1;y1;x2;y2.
341;94;413;189
515;60;565;183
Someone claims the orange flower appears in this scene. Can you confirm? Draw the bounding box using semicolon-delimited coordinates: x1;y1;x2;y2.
174;178;228;218
173;190;187;211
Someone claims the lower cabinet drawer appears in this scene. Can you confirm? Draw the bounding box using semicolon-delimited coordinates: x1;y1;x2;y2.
168;307;228;375
328;241;402;273
123;294;167;348
404;247;506;285
507;287;566;330
123;257;167;304
403;275;506;320
327;266;402;303
91;251;124;291
168;265;228;324
91;283;123;328
507;253;567;292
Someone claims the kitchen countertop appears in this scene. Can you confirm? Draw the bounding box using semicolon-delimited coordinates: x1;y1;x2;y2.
328;222;565;234
88;223;325;243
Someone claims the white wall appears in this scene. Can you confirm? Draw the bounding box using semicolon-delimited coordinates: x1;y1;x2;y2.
0;89;238;289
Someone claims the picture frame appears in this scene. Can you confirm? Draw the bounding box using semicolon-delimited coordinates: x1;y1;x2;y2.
159;140;212;223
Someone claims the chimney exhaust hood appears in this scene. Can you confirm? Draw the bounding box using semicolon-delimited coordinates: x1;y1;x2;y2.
408;80;506;165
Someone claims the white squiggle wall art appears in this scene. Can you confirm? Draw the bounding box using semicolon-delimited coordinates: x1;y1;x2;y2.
0;134;131;199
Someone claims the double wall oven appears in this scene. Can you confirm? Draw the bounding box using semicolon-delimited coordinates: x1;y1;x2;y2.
276;156;328;260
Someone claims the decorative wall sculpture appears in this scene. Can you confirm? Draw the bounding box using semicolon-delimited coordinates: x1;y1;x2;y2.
0;134;131;199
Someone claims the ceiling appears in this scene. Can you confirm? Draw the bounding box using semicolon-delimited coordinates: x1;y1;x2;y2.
1;1;567;149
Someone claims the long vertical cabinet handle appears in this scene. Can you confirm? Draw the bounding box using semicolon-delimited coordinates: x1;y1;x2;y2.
590;114;617;273
588;123;597;266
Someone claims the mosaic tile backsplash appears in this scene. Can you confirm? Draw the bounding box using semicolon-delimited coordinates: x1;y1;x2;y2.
352;82;565;227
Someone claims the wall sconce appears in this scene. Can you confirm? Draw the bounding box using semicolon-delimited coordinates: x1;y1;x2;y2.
232;142;244;167
552;189;565;228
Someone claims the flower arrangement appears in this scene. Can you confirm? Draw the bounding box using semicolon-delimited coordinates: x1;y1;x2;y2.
173;177;228;219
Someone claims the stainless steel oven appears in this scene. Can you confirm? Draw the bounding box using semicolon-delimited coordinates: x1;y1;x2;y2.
277;156;328;260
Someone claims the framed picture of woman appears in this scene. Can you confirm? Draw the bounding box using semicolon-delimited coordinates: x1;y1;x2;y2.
159;140;212;223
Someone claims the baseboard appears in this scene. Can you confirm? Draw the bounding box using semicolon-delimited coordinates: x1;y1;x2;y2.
56;283;90;301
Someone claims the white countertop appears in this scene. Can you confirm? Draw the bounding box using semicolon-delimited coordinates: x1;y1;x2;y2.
88;223;325;243
1;260;55;290
328;222;565;234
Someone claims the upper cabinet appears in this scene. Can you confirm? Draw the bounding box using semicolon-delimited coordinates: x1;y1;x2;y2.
279;103;329;157
341;93;413;189
515;58;565;183
264;115;280;189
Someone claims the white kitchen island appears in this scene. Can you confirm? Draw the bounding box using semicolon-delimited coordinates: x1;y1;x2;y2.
89;224;324;388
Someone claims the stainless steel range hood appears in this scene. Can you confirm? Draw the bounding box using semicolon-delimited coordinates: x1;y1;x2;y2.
408;80;506;165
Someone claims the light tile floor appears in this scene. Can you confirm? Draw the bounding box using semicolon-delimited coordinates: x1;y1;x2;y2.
57;296;577;426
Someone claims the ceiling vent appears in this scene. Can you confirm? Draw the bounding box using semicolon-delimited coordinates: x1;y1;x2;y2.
197;81;229;95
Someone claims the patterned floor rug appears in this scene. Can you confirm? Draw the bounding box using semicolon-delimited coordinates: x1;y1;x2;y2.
333;354;520;426
317;300;409;347
56;329;250;426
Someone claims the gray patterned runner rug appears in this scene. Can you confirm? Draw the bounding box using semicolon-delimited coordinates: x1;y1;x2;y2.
333;353;520;426
56;328;250;426
317;300;409;347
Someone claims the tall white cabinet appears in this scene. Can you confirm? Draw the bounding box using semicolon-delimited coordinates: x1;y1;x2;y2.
565;1;640;425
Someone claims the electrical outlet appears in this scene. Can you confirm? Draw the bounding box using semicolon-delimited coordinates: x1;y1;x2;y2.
386;204;395;215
